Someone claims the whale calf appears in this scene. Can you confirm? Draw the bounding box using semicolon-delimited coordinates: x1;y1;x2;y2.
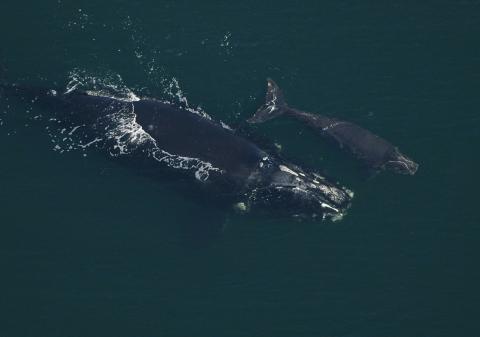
248;79;419;175
1;82;353;221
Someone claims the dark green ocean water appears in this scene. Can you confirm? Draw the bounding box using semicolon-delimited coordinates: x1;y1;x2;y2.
0;1;479;336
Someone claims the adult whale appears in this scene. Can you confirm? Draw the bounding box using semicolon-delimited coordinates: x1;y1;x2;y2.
1;82;353;220
248;79;419;175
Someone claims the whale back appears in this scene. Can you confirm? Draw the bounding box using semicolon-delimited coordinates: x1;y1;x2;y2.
133;99;266;182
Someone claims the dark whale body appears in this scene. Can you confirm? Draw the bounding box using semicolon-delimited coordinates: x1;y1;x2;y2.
248;79;419;175
134;99;262;184
1;83;353;220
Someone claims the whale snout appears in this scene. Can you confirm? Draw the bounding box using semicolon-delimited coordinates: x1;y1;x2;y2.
386;149;419;175
253;162;353;221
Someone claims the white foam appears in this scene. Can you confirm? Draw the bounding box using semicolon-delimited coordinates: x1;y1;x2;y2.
65;69;140;102
33;69;226;182
100;101;223;182
85;90;140;102
152;149;223;182
103;104;156;156
220;32;233;55
220;121;233;131
161;77;213;121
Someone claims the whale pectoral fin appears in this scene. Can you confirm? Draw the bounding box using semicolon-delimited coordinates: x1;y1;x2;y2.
248;78;288;123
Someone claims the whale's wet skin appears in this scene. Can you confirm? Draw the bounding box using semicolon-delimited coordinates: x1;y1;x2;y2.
1;83;353;221
249;79;419;176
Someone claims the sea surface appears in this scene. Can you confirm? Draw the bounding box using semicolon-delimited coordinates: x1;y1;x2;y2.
0;1;478;336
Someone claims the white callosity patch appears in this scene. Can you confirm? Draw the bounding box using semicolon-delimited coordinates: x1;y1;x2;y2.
258;156;272;169
315;184;347;204
320;202;339;212
345;188;355;198
276;163;351;218
279;164;299;177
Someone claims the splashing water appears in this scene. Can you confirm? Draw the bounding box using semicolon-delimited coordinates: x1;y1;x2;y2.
1;68;224;181
63;70;223;181
101;103;223;181
65;69;140;102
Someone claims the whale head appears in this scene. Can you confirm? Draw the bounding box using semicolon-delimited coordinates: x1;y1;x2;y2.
247;158;353;221
385;148;419;175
